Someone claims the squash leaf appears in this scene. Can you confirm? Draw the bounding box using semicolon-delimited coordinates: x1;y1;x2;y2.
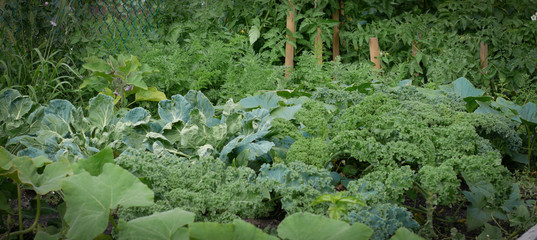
62;163;154;240
118;208;194;240
277;212;373;240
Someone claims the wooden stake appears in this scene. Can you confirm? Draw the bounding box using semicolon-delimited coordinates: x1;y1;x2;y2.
332;0;340;62
369;37;381;69
480;42;488;72
284;1;296;79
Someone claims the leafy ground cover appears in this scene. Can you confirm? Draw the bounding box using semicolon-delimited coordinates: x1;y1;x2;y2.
1;0;537;239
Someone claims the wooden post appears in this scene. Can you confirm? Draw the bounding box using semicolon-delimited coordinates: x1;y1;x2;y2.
332;0;340;62
314;0;322;65
480;42;488;72
369;37;381;69
284;0;296;79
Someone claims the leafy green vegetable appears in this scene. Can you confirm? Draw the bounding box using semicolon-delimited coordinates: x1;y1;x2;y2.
257;161;334;214
118;208;195;240
344;204;419;240
88;94;115;130
285;137;329;168
0;147;72;195
390;227;424;240
62;163;154;240
277;212;373;240
189;219;278;240
80;55;165;108
311;192;365;220
115;149;272;222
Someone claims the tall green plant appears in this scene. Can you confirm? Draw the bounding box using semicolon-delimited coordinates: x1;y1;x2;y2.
80;54;166;109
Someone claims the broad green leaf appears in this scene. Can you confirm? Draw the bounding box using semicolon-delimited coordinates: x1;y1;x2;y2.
502;184;523;213
79;76;109;91
45;99;76;128
270;105;302;121
135;86;167;102
119;55;141;77
162;121;185;144
180;124;206;148
233;148;250;167
236;140;275;161
118;208;194;240
0;88;22;121
519;102;537;127
42;114;70;137
390;227;424;240
275;89;312;98
232;219;278;240
474;101;501;115
185;90;215;124
77;147;114;176
239;92;280;110
158;95;192;124
477;224;503;240
127;74;148;90
189;219;277;240
88;94;115;130
10;96;33;120
463;96;494;112
0;147;14;170
121;107;151;126
440;77;484;98
82;56;112;73
311;193;336;205
188;109;207;126
62;163;154;240
206;124;227;148
453;77;484;97
34;231;62;240
278;212;373;240
26;106;46;135
249;25;260;45
0;147;72;194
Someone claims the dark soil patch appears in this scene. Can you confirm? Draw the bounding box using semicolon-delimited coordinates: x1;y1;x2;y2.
243;218;281;231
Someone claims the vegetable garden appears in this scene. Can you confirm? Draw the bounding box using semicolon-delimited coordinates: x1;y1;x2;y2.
1;0;537;239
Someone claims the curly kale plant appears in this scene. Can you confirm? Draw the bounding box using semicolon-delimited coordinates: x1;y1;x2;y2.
115;149;273;222
257;161;334;215
332;89;520;204
347;166;415;205
286;137;330;169
281;99;333;168
294;99;331;138
343;203;420;240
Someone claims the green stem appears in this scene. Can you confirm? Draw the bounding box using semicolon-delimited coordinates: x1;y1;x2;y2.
109;213;119;232
2;194;41;239
507;229;521;239
525;125;534;170
17;183;23;240
451;200;464;220
6;214;11;239
491;215;508;234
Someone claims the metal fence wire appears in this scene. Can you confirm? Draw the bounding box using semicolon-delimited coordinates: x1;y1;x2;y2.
0;0;163;54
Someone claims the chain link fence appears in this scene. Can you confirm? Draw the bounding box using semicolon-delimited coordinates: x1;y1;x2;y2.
0;0;163;54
